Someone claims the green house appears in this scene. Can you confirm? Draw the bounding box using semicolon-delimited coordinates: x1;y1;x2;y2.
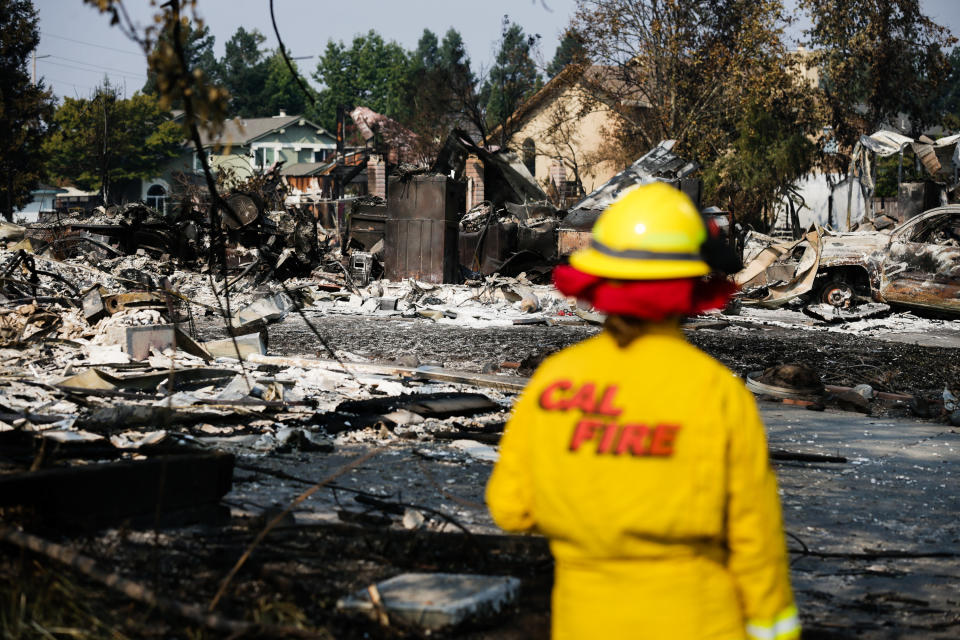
146;111;337;213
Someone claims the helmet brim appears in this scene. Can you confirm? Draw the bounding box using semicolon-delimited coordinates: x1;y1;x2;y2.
569;247;710;280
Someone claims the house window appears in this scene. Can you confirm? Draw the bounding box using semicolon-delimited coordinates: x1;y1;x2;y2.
522;138;536;175
146;184;167;213
314;149;330;163
193;152;217;175
253;147;275;168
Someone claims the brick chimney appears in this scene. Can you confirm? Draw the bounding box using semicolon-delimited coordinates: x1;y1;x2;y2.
367;154;386;199
465;154;485;210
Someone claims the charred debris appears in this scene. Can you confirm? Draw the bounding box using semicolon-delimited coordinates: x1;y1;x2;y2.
1;129;959;637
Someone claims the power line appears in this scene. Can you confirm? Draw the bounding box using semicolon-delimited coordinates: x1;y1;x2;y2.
41;31;144;57
40;59;146;80
43;54;147;78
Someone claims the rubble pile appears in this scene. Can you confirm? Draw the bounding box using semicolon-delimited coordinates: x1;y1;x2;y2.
1;134;959;638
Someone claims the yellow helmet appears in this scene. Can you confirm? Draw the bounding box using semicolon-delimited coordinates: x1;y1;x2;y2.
569;182;710;279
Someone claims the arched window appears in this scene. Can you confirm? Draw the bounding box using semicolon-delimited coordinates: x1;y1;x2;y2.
146;184;167;213
522;138;536;176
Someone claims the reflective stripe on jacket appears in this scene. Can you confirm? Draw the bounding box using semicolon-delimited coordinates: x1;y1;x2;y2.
486;324;799;640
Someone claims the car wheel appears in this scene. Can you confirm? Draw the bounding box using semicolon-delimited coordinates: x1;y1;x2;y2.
819;279;855;308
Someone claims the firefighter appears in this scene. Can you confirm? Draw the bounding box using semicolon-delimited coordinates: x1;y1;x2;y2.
486;182;800;640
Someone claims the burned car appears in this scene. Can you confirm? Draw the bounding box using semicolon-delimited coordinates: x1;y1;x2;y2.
736;206;960;316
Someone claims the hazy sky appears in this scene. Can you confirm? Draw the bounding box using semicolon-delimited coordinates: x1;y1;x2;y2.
33;0;960;102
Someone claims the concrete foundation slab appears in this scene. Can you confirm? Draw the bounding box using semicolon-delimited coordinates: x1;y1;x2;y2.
203;333;267;359
123;324;175;361
337;572;521;630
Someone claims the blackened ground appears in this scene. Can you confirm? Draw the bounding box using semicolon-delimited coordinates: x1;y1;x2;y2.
208;313;960;398
687;325;960;397
2;523;553;639
196;312;598;372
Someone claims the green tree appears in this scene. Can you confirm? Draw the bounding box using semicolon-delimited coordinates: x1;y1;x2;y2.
43;84;182;203
312;30;412;130
570;0;821;228
0;0;55;220
143;21;219;98
547;30;586;77
219;27;270;117
402;27;486;159
404;29;449;158
484;17;542;147
439;28;470;73
704;95;818;227
261;52;311;117
800;0;956;157
412;29;440;71
931;47;960;131
438;28;486;141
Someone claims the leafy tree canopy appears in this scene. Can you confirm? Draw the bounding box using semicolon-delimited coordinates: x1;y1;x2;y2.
312;30;412;131
547;30;586;78
571;0;822;228
484;16;542;147
0;0;56;220
404;27;486;158
143;21;218;99
413;29;440;71
935;47;960;131
42;83;182;201
219;27;270;117
439;28;471;75
800;0;956;154
261;52;311;118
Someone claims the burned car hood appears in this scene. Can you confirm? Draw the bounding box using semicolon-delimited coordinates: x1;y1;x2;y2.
818;232;890;265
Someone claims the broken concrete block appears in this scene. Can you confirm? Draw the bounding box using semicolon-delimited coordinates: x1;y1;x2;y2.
418;309;444;321
450;439;499;462
216;374;256;401
337;573;521;631
123;324;175;361
402;508;425;530
82;343;131;365
82;287;108;324
230;292;296;329
203;333;267;359
852;384;875;400
382;409;425;426
520;292;540;313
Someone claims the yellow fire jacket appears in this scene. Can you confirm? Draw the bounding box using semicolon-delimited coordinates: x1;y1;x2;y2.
487;324;799;640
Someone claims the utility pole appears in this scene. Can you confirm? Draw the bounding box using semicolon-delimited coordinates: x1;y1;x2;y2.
32;51;50;84
100;90;110;206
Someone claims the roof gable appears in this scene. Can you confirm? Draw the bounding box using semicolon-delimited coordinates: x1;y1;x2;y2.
200;115;335;148
491;64;650;142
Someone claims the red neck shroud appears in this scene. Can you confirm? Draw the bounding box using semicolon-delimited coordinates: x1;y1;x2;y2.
552;264;737;322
